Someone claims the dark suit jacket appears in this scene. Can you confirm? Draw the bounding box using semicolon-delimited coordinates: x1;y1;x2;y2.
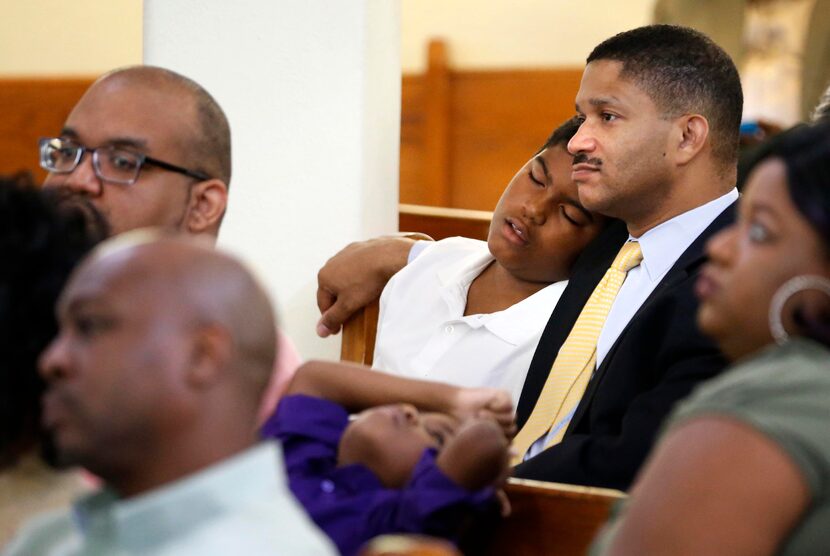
513;202;736;490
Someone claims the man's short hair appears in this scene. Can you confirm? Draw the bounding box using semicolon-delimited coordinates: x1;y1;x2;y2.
111;67;232;186
587;24;743;168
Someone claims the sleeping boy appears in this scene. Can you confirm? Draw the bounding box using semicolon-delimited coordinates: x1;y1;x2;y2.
261;360;513;556
372;118;608;406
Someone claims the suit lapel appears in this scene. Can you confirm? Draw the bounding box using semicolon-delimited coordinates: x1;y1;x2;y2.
565;201;737;432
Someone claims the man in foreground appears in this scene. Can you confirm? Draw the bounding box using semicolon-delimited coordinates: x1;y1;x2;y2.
4;234;334;555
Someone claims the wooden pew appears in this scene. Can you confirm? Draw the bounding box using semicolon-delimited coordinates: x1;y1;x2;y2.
471;478;623;555
359;473;623;555
401;40;583;211
0;78;93;182
399;203;492;242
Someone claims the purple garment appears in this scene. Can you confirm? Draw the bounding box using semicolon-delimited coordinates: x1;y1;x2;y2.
260;395;495;556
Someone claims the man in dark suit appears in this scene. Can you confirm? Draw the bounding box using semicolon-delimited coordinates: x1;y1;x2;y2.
509;25;742;489
316;25;743;491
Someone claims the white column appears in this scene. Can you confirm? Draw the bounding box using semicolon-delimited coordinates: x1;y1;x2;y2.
144;0;401;359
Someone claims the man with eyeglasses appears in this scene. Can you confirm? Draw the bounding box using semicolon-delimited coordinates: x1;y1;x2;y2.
40;66;230;237
38;66;300;419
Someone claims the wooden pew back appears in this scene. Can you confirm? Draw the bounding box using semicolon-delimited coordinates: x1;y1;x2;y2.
0;78;93;181
401;40;583;211
473;478;623;555
398;203;492;242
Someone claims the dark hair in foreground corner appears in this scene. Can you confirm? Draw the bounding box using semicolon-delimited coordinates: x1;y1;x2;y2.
538;116;581;154
748;122;830;346
0;173;108;467
587;25;743;170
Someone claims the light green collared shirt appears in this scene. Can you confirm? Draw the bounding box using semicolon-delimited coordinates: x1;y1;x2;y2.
4;441;335;555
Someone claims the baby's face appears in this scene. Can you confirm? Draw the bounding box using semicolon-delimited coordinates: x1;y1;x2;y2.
488;145;607;283
337;404;457;488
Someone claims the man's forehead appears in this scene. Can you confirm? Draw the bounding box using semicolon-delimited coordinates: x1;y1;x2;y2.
60;253;137;310
575;60;652;109
64;77;193;149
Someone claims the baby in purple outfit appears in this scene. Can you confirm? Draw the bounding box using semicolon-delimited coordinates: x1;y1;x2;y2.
261;360;514;556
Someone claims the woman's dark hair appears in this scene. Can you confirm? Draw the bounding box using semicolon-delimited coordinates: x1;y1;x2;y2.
0;173;108;467
747;122;830;346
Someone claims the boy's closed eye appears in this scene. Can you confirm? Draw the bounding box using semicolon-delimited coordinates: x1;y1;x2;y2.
421;413;459;448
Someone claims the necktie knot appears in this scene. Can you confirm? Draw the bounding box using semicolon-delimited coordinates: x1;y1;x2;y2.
510;237;644;464
612;241;643;273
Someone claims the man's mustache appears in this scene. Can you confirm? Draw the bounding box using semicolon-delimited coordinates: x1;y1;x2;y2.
572;153;602;167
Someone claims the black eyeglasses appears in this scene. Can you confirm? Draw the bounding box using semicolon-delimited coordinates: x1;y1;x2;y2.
39;137;210;185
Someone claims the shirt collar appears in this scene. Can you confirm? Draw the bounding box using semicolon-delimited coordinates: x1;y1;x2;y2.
72;441;286;551
436;247;566;346
436;247;495;316
482;281;567;345
633;189;738;283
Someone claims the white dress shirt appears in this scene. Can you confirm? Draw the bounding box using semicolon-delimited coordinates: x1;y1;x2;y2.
597;189;739;366
526;189;738;459
374;237;567;408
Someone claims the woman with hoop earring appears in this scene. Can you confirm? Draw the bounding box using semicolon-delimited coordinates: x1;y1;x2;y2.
593;121;830;555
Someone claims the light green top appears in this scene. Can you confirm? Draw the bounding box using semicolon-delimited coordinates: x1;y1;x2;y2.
3;441;336;555
593;338;830;555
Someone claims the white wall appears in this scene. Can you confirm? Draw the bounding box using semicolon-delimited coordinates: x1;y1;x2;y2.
0;1;656;76
401;0;656;72
0;0;142;75
144;0;401;360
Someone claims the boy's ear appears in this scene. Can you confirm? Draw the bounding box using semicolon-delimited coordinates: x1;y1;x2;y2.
184;179;228;235
673;114;709;166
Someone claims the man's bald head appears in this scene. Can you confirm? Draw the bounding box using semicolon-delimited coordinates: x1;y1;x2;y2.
77;231;276;392
39;232;276;494
43;66;231;238
98;66;232;185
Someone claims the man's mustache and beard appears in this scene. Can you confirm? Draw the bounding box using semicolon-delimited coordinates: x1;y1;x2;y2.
44;188;113;241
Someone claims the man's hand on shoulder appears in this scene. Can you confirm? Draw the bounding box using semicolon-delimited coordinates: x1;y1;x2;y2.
316;236;416;337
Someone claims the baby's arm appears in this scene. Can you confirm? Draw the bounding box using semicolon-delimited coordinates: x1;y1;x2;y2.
436;418;511;491
287;360;515;436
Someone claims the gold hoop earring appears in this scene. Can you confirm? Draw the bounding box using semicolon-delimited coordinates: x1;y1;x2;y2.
768;275;830;345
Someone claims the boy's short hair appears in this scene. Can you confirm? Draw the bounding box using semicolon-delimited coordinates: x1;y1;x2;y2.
540;117;582;153
587;24;743;169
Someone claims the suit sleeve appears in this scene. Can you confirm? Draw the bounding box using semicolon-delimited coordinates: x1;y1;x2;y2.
513;278;729;491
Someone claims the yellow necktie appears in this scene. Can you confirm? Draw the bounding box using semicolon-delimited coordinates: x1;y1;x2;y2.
511;241;643;465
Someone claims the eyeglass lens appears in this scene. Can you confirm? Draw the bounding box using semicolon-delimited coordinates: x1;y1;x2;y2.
41;139;142;185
